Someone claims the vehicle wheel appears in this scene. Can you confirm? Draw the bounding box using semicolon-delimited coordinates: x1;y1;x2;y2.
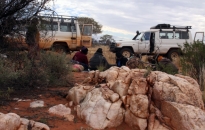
52;45;68;53
120;48;133;58
167;49;180;61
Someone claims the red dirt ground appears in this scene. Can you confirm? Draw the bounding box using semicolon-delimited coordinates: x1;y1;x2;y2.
0;72;132;130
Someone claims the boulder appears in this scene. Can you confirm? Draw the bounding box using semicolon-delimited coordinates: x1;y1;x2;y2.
0;113;21;130
161;101;205;130
48;104;71;119
67;67;205;130
109;93;120;103
111;80;129;97
150;71;204;109
148;113;170;130
66;83;94;105
125;109;147;130
19;119;50;130
129;94;149;118
105;67;119;88
117;66;130;81
128;78;148;95
76;88;125;129
0;113;50;130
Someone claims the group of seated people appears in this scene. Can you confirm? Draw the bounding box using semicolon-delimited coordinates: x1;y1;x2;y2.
72;46;178;74
72;46;127;71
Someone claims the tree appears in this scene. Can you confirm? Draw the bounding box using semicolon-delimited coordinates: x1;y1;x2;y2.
78;17;102;34
99;34;114;45
0;0;53;47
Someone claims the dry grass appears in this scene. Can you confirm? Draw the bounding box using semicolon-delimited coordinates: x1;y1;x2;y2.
68;45;116;65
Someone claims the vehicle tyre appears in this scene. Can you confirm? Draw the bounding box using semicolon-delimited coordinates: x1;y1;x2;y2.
120;48;133;58
52;45;68;53
167;49;181;61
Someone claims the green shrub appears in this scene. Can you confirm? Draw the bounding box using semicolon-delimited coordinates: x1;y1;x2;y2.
0;58;19;88
155;63;178;75
0;87;14;99
97;63;106;72
0;51;73;91
39;51;72;86
180;42;205;90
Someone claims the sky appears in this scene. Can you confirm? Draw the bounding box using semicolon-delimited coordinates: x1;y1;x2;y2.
49;0;205;41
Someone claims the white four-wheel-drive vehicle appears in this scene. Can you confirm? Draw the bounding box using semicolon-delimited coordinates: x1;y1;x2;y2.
109;24;194;60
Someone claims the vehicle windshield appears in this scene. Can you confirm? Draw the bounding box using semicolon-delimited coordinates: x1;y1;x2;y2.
136;32;144;40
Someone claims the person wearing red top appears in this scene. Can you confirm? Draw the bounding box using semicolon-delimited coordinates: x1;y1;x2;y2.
72;46;89;70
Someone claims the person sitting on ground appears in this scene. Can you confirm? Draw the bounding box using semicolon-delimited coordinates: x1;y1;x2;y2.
89;48;110;71
72;46;89;71
154;55;179;74
116;52;128;67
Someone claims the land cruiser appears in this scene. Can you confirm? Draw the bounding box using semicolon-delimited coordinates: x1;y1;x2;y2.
15;15;93;52
109;24;193;60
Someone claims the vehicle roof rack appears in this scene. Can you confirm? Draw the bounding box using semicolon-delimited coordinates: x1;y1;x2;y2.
150;24;192;31
38;14;78;22
150;24;171;29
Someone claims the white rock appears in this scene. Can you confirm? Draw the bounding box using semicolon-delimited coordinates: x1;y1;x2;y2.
77;88;125;129
161;101;205;130
68;101;73;107
125;109;147;130
29;120;50;130
68;68;205;130
30;100;44;108
128;78;148;95
129;94;149;118
18;118;29;130
0;113;21;130
151;71;204;109
48;104;71;117
66;84;92;105
109;93;120;103
64;114;75;121
111;80;129;97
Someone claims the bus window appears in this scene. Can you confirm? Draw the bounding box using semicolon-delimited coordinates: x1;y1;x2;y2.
60;23;76;32
82;25;92;36
41;20;58;31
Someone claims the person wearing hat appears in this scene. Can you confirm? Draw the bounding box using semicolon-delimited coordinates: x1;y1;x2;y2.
154;55;179;74
72;46;89;71
89;48;110;70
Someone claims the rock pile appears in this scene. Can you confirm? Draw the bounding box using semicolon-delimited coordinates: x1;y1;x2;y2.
67;66;205;130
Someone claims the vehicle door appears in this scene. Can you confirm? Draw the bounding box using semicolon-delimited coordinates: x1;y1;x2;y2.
158;31;175;53
138;32;151;53
81;24;93;47
194;32;204;43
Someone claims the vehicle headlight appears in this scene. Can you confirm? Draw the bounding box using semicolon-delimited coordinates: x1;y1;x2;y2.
116;43;121;46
